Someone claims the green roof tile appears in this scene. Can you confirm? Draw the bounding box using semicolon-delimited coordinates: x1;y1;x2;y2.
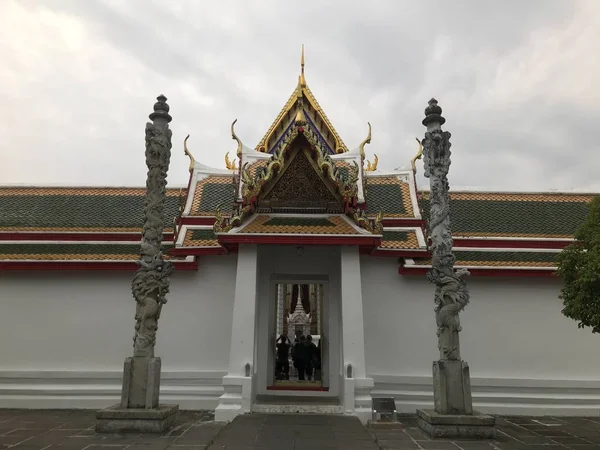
382;231;409;242
365;184;406;215
190;229;217;241
454;250;557;264
0;243;173;256
420;198;590;236
1;194;180;229
199;183;235;212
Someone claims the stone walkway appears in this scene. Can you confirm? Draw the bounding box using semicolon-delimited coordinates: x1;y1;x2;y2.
370;415;600;450
2;410;600;450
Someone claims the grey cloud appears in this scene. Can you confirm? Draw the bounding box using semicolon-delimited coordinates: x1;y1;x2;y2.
1;0;597;192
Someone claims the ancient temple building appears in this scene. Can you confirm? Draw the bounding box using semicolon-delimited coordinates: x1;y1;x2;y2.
1;52;599;423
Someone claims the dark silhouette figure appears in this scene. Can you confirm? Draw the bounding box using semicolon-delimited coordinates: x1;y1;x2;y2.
293;335;308;380
275;335;291;380
304;335;319;381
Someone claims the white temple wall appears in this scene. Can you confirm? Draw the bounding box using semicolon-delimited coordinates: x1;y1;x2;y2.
0;255;237;410
361;256;600;416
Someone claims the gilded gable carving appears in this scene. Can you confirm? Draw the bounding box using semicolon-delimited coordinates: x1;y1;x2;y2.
258;149;341;212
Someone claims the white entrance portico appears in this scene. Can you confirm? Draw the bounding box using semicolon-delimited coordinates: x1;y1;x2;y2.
214;244;374;423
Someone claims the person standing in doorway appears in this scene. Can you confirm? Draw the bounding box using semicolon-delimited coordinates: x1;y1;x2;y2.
293;335;307;380
304;335;318;381
275;335;291;380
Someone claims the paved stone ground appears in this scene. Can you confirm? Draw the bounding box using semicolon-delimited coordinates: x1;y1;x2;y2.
3;410;600;450
209;413;379;449
369;415;600;450
0;409;220;450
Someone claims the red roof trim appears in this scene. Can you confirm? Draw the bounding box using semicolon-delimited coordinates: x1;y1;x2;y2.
0;259;198;271
169;247;228;256
398;265;557;278
179;217;216;226
0;232;173;242
372;249;430;258
217;234;382;247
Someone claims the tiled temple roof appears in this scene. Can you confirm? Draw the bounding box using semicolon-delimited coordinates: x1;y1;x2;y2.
410;250;558;268
0;243;174;261
418;191;593;238
2;183;596;272
189;176;235;217
379;230;421;250
365;177;415;218
181;228;220;248
0;187;183;233
238;215;364;235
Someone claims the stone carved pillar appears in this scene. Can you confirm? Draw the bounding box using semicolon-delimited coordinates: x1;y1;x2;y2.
96;96;178;433
416;99;495;439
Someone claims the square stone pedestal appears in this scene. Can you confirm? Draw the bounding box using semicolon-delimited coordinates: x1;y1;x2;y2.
95;404;179;433
417;409;496;439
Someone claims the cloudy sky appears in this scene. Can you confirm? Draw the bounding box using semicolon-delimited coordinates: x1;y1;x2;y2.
1;0;599;191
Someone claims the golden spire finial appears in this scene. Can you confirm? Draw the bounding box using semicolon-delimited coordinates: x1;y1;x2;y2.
299;44;306;87
411;137;423;173
183;134;195;173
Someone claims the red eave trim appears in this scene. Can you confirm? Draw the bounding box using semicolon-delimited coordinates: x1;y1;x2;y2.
0;232;174;242
0;259;198;271
169;247;228;256
398;265;557;277
372;249;430;258
452;238;570;250
179;217;216;226
382;218;426;228
217;234;382;247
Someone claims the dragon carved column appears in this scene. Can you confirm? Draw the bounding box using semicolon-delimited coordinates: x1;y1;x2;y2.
421;98;473;416
422;98;470;362
132;95;175;358
96;96;178;433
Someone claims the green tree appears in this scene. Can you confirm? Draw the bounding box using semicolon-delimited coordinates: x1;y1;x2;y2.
556;196;600;332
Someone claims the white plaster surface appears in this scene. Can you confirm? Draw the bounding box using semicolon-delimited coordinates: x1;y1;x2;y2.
0;255;237;409
361;256;600;415
215;245;259;421
3;252;600;416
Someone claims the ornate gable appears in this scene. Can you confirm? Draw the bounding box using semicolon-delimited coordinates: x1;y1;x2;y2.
255;47;347;155
257;137;343;213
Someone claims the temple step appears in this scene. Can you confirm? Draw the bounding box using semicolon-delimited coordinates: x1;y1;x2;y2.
252;394;343;414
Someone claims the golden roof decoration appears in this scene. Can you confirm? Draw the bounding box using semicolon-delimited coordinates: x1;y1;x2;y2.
300;44;306;87
359;122;372;160
240;122;359;206
411;137;423;173
225;152;237;170
366;154;378;171
183;135;196;173
231;119;243;157
256;46;348;154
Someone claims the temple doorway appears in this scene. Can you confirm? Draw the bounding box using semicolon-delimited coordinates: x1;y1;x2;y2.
269;283;328;391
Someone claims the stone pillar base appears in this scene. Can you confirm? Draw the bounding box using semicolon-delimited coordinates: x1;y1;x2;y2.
120;356;162;409
417;409;496;439
95;404;179;433
433;360;473;414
